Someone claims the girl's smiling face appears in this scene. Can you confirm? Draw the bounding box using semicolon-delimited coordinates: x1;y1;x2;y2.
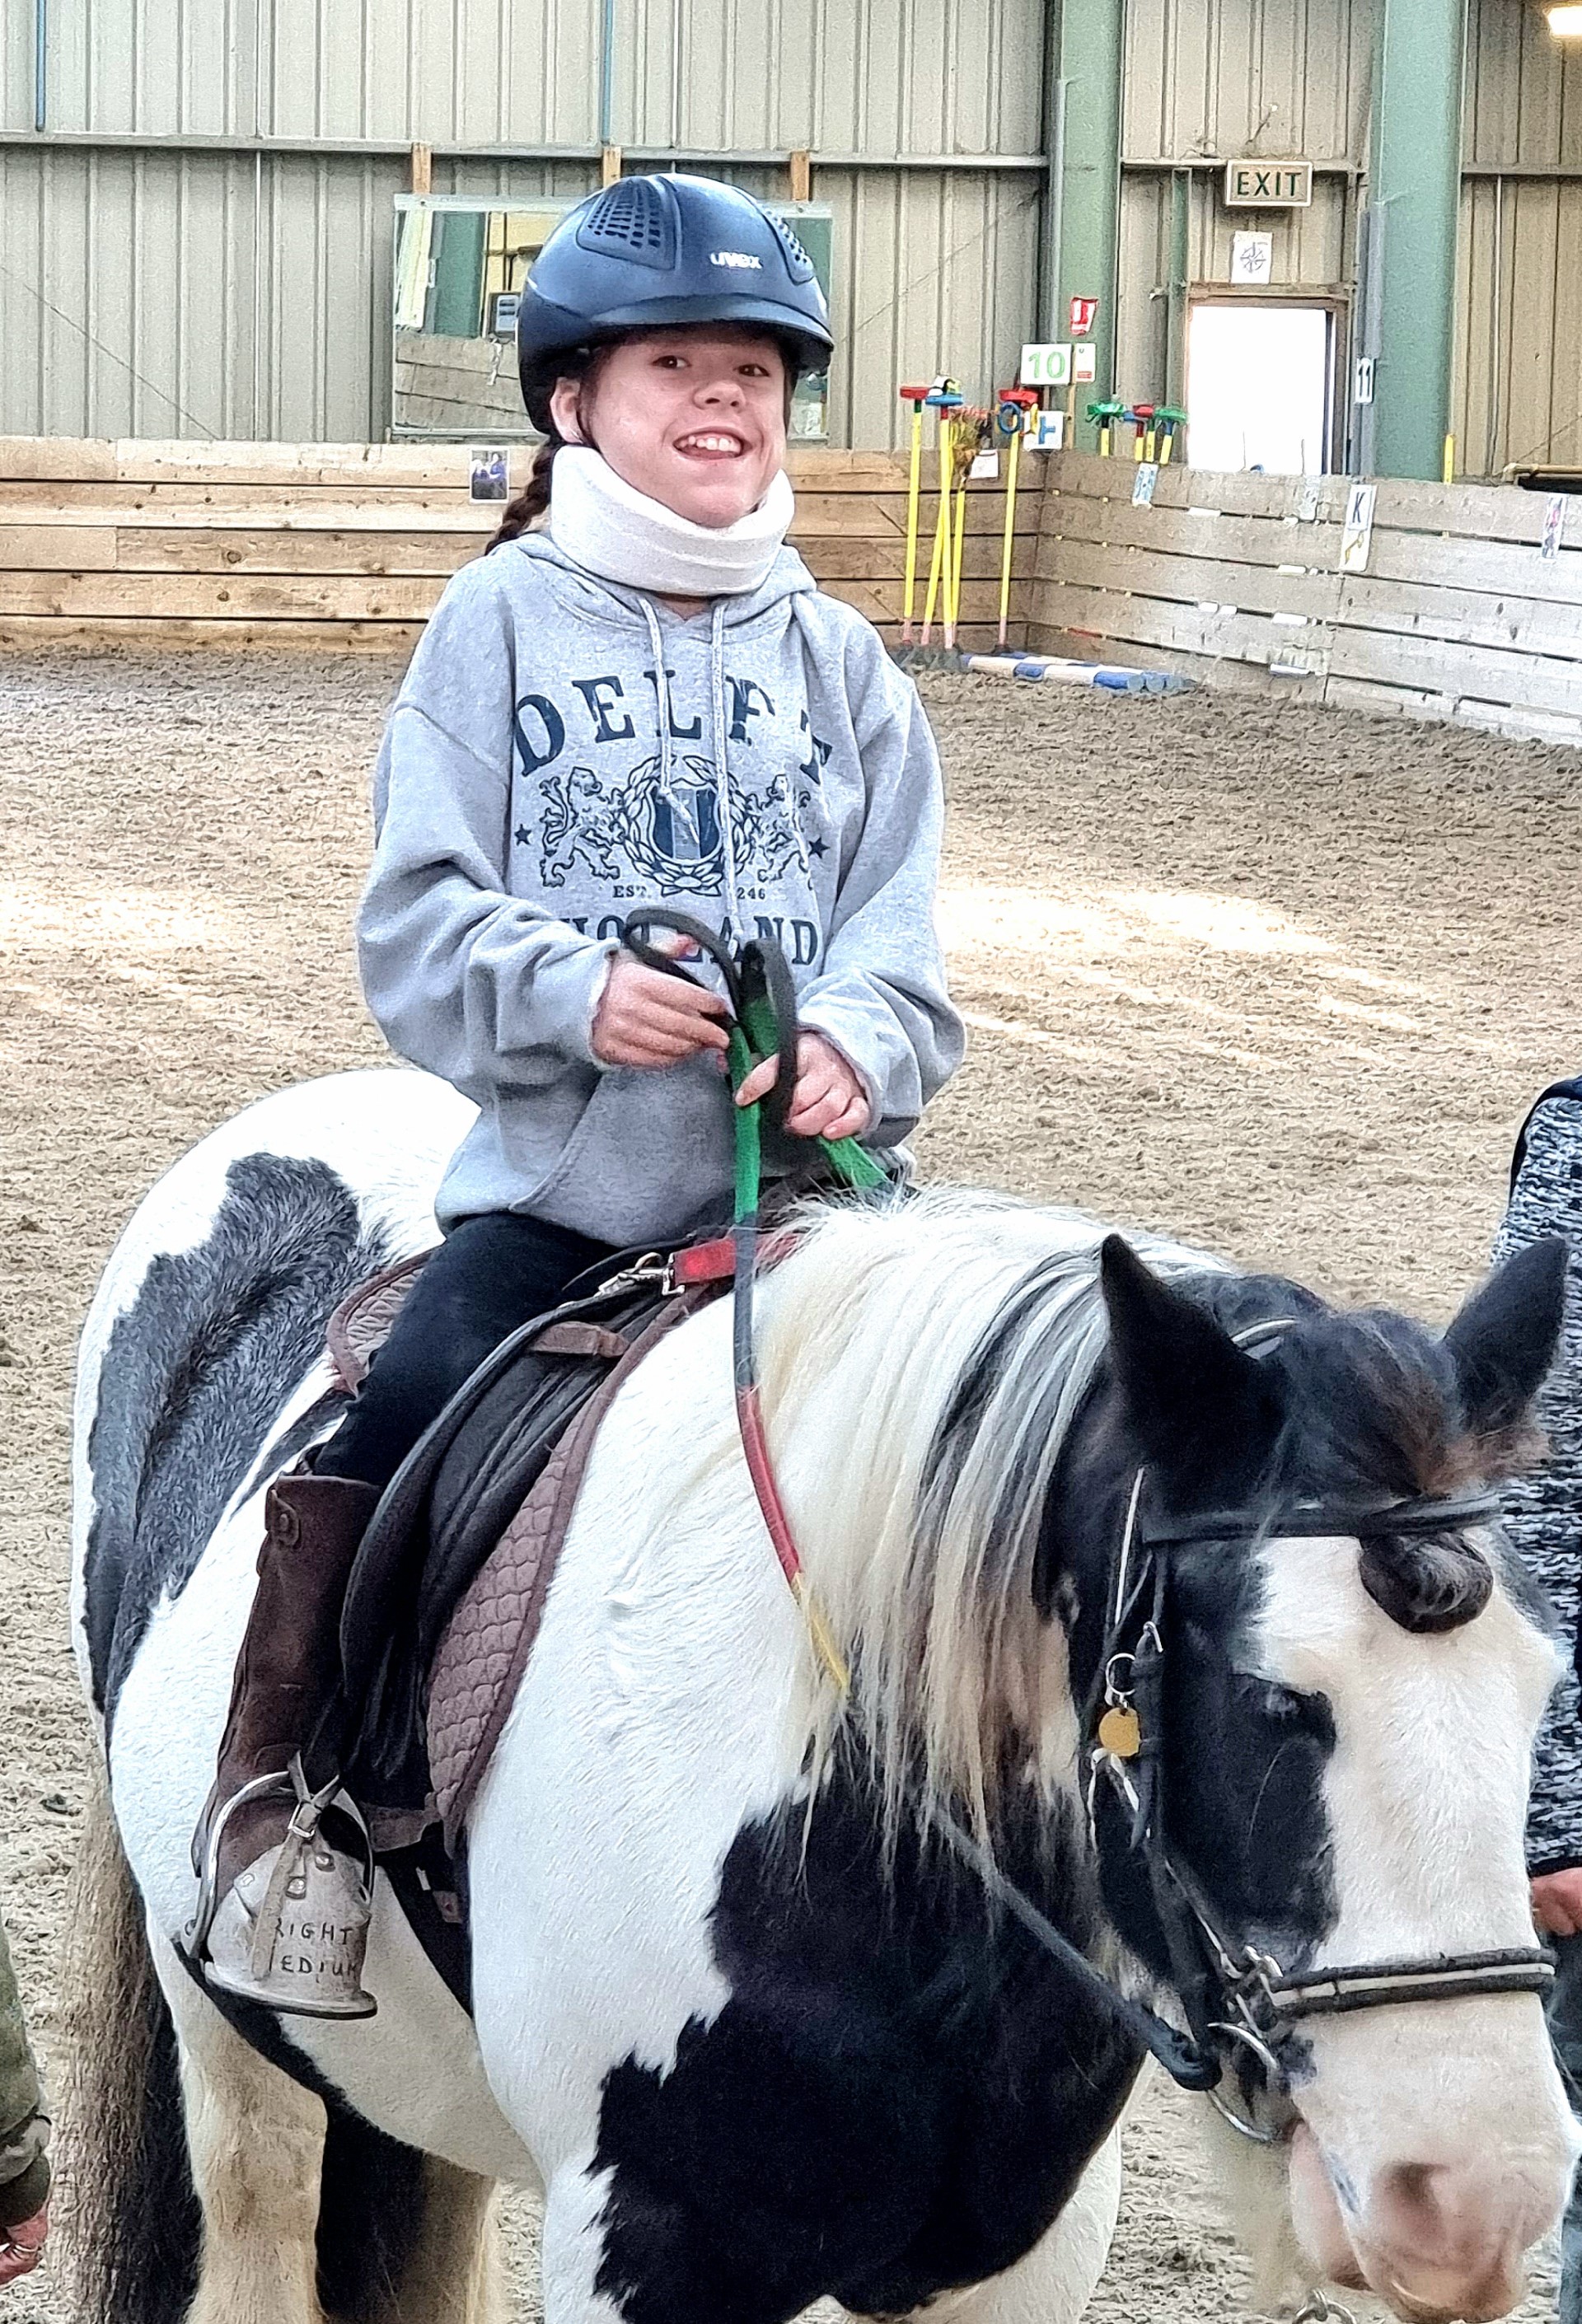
551;328;789;528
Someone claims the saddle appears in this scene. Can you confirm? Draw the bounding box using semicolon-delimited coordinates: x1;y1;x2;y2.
317;1237;741;2007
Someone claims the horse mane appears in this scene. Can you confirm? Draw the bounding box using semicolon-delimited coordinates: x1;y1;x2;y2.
751;1191;1223;1847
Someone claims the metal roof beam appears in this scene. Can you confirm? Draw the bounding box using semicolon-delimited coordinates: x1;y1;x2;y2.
0;131;1045;171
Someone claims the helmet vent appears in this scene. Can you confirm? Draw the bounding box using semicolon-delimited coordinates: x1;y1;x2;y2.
770;215;817;284
576;179;677;270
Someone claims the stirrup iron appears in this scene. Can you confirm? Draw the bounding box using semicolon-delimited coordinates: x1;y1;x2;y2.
187;1757;377;2019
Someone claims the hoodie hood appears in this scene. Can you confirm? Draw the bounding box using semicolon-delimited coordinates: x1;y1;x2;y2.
507;526;819;630
547;445;798;600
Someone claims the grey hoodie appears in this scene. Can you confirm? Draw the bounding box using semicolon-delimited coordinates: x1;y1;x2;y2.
359;531;963;1245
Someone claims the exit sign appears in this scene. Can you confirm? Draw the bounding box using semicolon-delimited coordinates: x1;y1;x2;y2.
1224;160;1313;208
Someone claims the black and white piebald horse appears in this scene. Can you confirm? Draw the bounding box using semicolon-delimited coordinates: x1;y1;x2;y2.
68;1068;1576;2324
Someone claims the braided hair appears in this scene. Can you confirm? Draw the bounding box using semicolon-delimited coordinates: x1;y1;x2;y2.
486;434;559;549
487;346;600;550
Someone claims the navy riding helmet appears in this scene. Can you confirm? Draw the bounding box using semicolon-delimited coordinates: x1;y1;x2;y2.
515;174;835;430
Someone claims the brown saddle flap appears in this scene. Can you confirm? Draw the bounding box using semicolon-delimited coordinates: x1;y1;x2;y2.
424;1293;709;1854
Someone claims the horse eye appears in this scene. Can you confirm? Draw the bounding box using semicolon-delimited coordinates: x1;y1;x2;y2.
1236;1674;1331;1732
1263;1682;1311;1719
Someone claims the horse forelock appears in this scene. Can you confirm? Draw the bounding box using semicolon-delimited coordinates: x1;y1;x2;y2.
759;1192;1219;1848
1234;1299;1539;1634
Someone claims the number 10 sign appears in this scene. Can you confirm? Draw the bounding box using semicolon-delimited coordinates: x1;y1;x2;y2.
1019;343;1072;388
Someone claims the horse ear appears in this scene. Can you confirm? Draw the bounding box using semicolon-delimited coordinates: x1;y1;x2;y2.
1443;1237;1568;1442
1099;1235;1283;1499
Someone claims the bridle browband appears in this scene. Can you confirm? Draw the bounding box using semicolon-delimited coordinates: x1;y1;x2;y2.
938;1312;1552;2143
1141;1489;1509;1548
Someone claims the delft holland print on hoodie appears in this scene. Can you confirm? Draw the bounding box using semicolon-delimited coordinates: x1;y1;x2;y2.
359;532;963;1251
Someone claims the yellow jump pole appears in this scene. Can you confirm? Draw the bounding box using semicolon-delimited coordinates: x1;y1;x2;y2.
898;384;929;644
920;380;961;648
920;415;952;645
946;425;973;652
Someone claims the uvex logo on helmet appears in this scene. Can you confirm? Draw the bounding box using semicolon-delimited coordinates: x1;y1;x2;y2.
709;250;764;270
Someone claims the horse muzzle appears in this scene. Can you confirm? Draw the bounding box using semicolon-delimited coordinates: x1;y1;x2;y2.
1288;2123;1562;2323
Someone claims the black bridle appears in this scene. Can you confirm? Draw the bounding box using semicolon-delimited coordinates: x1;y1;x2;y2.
931;1320;1553;2142
1083;1461;1552;2139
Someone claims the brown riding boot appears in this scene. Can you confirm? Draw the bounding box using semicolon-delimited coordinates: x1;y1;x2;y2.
185;1467;381;2018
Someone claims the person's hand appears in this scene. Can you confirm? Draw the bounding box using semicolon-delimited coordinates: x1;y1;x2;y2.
737;1032;870;1141
0;2202;47;2283
592;936;730;1069
1533;1867;1582;1938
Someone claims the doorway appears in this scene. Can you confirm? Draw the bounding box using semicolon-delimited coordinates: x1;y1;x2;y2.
1185;302;1336;474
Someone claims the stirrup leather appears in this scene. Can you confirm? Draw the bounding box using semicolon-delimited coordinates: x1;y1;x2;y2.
188;1757;378;2019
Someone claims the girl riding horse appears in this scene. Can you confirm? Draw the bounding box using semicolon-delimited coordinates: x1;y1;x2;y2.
186;174;964;2015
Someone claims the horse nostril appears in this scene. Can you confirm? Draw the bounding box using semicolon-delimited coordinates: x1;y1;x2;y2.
1378;2161;1446;2233
1384;2162;1439;2216
1369;2161;1471;2270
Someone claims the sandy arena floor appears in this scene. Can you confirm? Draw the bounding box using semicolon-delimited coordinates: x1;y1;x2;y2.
2;647;1580;2320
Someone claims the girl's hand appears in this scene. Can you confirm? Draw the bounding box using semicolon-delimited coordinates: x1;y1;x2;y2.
592;937;731;1068
0;2202;47;2283
737;1033;871;1142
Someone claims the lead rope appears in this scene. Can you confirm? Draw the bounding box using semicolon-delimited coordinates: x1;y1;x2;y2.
725;1000;880;1694
722;1009;1221;2093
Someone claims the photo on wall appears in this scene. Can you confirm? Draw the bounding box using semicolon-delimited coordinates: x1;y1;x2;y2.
468;447;510;501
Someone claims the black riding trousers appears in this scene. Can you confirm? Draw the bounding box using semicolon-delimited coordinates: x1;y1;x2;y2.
315;1210;615;1496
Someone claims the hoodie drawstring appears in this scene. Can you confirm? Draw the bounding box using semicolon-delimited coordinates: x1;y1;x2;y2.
709;601;743;938
638;597;686;844
637;595;742;942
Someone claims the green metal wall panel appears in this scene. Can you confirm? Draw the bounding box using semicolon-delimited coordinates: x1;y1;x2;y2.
1051;0;1125;438
1122;0;1376;168
0;141;1040;445
7;0;1579;463
1;0;1043;148
1369;0;1465;479
0;0;1049;444
1456;0;1582;474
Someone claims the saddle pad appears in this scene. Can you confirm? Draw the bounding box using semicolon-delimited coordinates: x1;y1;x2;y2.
425;1295;708;1853
341;1270;718;1807
326;1251;434;1394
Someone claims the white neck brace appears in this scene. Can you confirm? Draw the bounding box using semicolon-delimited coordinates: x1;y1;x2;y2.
547;444;794;600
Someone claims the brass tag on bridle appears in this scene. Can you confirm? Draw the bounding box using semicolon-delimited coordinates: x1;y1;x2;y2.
1098;1704;1141;1759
